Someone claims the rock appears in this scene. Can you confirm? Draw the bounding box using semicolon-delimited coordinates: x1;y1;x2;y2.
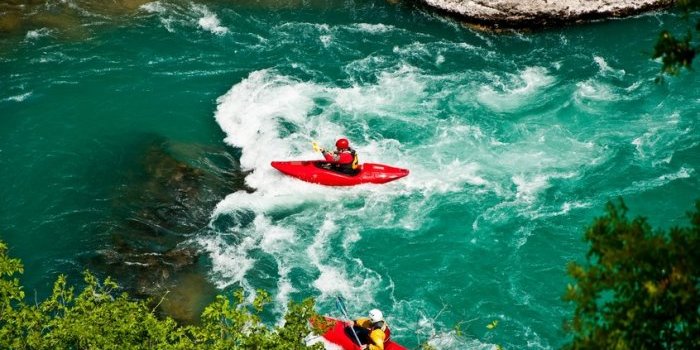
86;137;249;323
417;0;674;28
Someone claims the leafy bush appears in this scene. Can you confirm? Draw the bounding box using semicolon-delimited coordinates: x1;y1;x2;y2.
0;241;324;350
654;0;700;75
563;200;700;350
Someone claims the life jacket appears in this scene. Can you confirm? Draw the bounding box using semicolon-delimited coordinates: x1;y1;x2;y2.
334;148;359;173
366;322;391;350
352;318;391;345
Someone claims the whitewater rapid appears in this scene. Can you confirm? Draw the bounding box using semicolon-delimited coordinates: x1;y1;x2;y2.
111;2;700;348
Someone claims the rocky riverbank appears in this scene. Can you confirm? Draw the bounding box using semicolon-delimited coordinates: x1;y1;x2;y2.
417;0;675;28
0;0;676;39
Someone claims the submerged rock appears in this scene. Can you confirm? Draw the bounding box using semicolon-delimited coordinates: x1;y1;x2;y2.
417;0;674;28
87;137;249;323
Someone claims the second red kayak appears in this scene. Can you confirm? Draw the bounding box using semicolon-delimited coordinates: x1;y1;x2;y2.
309;317;407;350
271;160;409;186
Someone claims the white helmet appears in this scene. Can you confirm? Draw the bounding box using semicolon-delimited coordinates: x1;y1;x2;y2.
368;309;383;323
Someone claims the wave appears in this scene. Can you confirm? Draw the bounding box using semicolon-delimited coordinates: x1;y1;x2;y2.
203;68;502;313
139;1;230;35
139;1;182;33
193;4;229;35
201;63;623;324
2;92;33;103
476;67;556;113
140;1;167;14
593;56;625;78
631;166;694;192
193;26;697;343
25;28;52;40
353;23;395;34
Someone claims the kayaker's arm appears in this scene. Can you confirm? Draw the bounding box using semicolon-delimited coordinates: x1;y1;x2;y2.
322;150;340;162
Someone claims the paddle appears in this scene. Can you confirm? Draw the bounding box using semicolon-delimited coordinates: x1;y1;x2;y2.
312;141;325;153
336;296;364;348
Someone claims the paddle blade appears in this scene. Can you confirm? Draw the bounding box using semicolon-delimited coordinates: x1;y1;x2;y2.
312;141;321;153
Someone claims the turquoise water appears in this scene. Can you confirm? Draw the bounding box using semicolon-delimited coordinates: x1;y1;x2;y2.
1;1;699;348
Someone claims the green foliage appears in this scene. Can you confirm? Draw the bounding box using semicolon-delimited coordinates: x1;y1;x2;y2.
563;199;700;350
654;0;700;76
0;240;324;350
653;30;696;75
0;241;24;314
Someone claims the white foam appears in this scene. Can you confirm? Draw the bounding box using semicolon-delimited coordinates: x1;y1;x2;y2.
512;174;550;204
205;66;608;319
559;200;589;215
3;92;32;103
659;167;693;182
593;56;625;77
312;267;379;303
320;34;332;47
193;4;229;35
251;215;298;312
392;42;433;61
468;126;595;227
574;56;642;107
575;80;615;102
631;113;683;162
335;64;431;119
140;1;166;13
199;234;256;289
610;166;695;199
138;1;184;33
306;218;382;304
199;16;228;35
354;23;394;33
436;54;445;65
25;28;51;40
593;56;610;72
207;68;470;305
210;71;340;209
413;312;496;350
477;67;555;113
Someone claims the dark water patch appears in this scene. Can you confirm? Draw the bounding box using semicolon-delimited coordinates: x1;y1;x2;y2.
85;135;248;323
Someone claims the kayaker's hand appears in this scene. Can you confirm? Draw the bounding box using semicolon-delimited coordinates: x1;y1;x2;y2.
360;345;368;350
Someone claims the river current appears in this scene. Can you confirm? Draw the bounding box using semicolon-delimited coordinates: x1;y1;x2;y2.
1;1;698;348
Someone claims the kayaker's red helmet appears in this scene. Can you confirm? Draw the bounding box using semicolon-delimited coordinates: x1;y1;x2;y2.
335;138;349;149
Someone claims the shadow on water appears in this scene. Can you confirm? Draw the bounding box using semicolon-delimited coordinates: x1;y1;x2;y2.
0;0;349;38
0;0;152;38
86;134;252;324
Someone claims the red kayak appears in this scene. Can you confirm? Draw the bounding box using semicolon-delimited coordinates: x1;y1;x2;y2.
270;160;409;186
310;317;407;350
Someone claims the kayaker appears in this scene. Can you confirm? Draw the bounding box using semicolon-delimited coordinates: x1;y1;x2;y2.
345;309;391;350
320;138;360;175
